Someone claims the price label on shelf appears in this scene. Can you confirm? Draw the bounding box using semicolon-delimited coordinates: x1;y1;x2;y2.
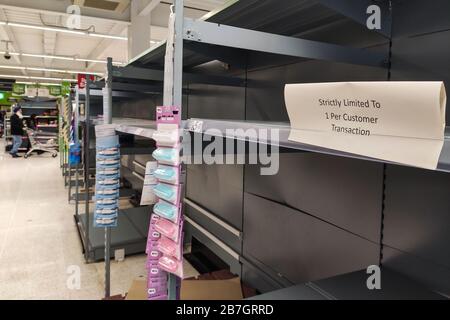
188;120;204;133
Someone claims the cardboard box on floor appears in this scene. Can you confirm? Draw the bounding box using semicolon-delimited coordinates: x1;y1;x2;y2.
126;279;147;300
181;277;243;300
126;277;243;300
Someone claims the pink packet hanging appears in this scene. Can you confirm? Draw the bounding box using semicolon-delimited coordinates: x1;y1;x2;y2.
146;226;161;254
156;106;181;126
147;245;163;263
154;218;181;243
150;213;161;225
148;275;167;289
158;255;184;279
147;283;168;299
157;235;182;260
148;227;161;241
146;260;168;279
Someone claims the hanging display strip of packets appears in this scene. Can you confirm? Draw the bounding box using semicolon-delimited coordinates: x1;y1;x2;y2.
145;106;184;300
94;124;121;227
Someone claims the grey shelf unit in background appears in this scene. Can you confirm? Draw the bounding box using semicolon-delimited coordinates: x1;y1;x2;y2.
4;99;59;150
121;0;450;298
72;80;161;263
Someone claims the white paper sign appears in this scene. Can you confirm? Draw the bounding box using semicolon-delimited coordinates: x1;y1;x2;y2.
285;81;447;170
140;161;158;206
140;185;157;206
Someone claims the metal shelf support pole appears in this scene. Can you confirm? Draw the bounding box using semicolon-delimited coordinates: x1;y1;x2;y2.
84;79;91;262
104;57;113;299
166;0;184;301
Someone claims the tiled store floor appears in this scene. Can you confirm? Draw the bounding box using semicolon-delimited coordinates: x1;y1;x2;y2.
0;140;148;299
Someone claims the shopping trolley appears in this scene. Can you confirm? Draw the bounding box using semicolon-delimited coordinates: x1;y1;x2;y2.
24;128;58;158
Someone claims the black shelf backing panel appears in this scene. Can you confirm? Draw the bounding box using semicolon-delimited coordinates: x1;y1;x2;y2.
243;193;380;285
186;164;244;230
112;95;162;120
246;48;389;122
390;28;450;124
391;0;450;38
241;259;291;294
245;152;383;243
382;245;450;297
383;165;450;269
187;83;246;120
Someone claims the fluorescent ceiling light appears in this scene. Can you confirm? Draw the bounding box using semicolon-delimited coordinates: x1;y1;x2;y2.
88;33;127;41
28;75;66;81
0;64;103;75
74;58;104;64
0;73;28;79
27;67;64;73
65;70;103;75
0;74;77;82
0;65;25;70
3;21;128;40
7;22;85;35
17;81;64;86
73;57;125;66
0;51;126;66
0;51;20;56
21;53;74;61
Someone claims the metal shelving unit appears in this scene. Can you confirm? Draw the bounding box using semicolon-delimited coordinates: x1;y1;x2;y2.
70;55;164;300
116;0;450;299
52;0;449;300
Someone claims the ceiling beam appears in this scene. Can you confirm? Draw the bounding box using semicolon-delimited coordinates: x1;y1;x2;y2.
0;63;103;75
42;15;58;77
0;2;131;25
116;0;131;13
139;0;162;16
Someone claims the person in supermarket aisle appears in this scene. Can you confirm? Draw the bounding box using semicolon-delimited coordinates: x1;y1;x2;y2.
9;104;24;158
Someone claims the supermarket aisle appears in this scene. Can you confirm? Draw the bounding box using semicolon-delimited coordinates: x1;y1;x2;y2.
0;141;146;299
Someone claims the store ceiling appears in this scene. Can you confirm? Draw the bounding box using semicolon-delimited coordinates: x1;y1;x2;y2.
0;0;226;84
